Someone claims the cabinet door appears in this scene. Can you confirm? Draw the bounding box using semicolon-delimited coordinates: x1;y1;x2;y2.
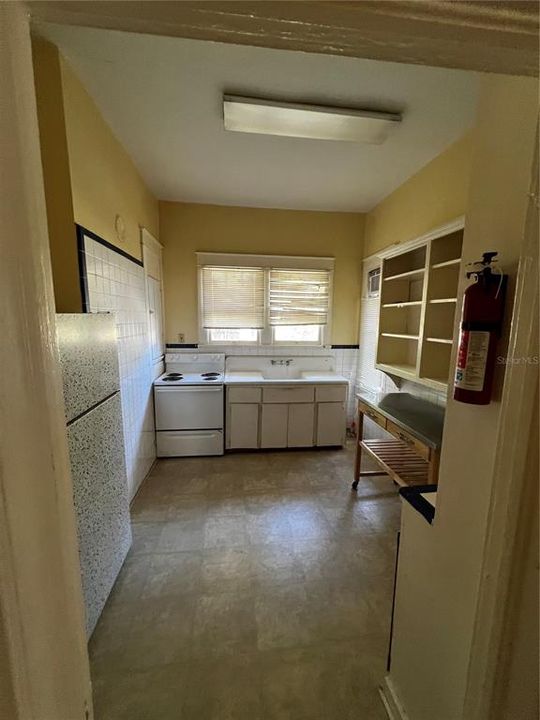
228;404;259;449
260;404;288;448
287;403;315;447
316;402;346;446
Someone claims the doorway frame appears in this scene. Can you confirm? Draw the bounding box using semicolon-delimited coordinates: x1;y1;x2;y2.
2;3;538;718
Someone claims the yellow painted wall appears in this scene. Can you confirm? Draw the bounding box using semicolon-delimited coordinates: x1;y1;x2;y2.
32;42;159;309
32;38;81;312
160;202;365;345
364;132;473;258
60;57;159;260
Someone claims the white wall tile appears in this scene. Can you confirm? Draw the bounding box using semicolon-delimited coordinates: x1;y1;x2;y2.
170;342;360;425
83;238;155;500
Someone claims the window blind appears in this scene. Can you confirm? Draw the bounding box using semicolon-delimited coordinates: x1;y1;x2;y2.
269;269;330;326
201;266;265;329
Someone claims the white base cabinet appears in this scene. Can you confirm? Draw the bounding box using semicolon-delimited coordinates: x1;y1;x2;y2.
261;404;288;448
226;384;346;450
316;402;347;447
288;403;316;447
228;403;259;449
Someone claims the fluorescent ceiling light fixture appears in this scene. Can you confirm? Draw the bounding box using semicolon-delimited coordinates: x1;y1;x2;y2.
223;95;401;144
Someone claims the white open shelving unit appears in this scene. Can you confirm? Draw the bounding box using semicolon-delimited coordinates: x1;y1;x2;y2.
376;220;464;391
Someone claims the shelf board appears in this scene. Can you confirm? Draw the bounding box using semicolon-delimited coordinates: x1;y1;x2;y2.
381;333;419;340
376;363;449;392
360;439;429;487
429;297;457;304
431;258;461;269
384;268;425;282
420;376;449;391
425;337;453;345
382;301;422;308
376;362;417;381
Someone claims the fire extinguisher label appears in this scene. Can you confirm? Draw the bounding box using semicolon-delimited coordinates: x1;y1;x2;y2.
455;330;490;391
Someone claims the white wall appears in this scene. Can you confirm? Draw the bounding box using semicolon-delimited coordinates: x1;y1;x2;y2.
387;74;538;720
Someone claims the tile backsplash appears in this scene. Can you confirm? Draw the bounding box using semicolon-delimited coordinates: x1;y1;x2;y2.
82;236;156;499
168;343;359;423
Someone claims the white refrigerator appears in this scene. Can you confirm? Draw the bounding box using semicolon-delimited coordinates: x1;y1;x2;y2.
56;313;131;637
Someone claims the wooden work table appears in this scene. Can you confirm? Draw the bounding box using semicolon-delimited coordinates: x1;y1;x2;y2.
353;391;444;490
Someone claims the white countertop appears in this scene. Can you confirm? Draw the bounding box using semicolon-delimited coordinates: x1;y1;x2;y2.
224;372;349;385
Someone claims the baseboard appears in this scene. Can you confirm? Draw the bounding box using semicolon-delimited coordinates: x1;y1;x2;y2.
379;675;409;720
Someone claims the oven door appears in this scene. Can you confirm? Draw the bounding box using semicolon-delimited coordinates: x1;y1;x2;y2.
154;385;224;431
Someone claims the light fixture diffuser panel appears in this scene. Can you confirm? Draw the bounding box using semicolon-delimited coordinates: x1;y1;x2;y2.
223;95;401;144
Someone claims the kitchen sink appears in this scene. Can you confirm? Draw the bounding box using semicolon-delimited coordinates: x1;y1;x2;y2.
225;356;347;383
226;371;264;380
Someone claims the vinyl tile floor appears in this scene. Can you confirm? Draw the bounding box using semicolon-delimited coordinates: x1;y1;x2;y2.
90;443;401;719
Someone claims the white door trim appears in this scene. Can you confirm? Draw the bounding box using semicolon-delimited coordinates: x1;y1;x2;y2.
379;676;410;720
141;226;165;361
462;128;539;720
1;4;92;718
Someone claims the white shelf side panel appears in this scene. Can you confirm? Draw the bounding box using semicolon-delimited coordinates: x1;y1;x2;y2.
357;259;385;393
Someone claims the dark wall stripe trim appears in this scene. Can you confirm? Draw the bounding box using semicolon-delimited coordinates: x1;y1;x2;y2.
399;485;436;524
76;224;144;268
66;390;118;427
75;225;89;313
166;343;359;350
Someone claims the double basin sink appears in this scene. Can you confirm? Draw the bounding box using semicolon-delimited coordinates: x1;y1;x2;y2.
225;370;346;384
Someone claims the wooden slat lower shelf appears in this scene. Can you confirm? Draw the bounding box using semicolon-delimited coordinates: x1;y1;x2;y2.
360;439;430;487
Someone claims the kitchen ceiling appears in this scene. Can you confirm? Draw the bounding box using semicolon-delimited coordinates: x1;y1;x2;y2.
36;23;479;212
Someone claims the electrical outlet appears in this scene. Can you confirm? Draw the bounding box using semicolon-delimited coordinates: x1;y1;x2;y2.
178;333;185;343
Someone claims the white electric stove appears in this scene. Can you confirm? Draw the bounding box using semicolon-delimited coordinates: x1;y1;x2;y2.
154;353;225;457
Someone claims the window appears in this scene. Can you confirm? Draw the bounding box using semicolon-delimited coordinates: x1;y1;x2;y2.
367;267;381;298
273;325;322;343
208;328;259;343
198;253;333;345
201;266;265;329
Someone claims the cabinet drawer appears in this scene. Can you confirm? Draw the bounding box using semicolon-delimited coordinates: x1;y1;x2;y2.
386;420;430;460
315;385;347;402
228;386;262;403
358;401;386;430
263;386;314;403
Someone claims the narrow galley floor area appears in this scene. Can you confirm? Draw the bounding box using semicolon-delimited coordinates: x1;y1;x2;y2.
90;445;400;720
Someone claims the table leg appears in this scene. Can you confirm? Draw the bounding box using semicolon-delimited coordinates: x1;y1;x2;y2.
428;450;440;485
352;409;364;490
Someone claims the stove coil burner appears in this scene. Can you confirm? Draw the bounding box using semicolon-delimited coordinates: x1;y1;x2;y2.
201;372;220;378
163;373;183;381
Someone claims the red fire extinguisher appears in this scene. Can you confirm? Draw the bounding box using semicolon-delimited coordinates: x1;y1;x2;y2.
454;251;507;405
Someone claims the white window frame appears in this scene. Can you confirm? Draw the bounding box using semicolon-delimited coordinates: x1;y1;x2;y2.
197;252;334;347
